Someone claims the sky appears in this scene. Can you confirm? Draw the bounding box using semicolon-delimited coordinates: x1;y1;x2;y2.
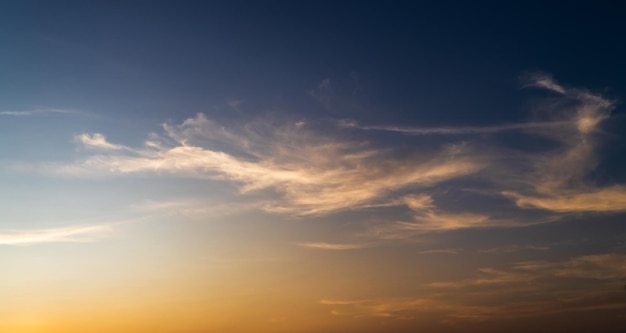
2;1;626;332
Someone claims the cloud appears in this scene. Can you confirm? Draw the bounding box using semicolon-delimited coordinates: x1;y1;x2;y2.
478;244;551;254
356;194;508;242
342;73;624;216
319;253;626;323
0;224;112;245
503;187;626;212
520;72;567;94
500;74;624;213
15;73;626;239
75;133;128;150
341;120;569;136
319;296;626;322
0;108;80;117
131;198;263;218
430;253;626;289
419;248;462;255
513;253;626;280
38;113;484;217
296;242;372;250
428;267;534;288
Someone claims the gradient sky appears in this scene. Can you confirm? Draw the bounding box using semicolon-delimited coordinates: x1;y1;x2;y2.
2;1;626;332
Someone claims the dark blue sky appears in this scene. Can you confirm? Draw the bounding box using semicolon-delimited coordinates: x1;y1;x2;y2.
2;1;625;125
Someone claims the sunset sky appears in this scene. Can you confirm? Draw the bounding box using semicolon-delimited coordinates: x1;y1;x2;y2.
2;2;626;332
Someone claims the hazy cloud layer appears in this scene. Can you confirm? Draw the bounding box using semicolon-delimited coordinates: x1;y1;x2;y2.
322;253;626;322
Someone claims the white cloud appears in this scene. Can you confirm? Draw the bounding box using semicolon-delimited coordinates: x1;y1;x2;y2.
0;224;112;245
40;113;484;217
75;133;127;150
0;108;80;117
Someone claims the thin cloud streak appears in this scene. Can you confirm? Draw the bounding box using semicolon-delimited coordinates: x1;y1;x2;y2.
0;108;81;117
429;253;626;289
320;294;626;322
296;242;372;250
0;224;112;245
341;120;569;135
520;72;567;94
320;254;626;322
503;187;626;212
419;248;462;255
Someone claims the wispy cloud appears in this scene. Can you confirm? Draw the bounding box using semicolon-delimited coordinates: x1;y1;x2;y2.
513;253;626;280
520;72;567;94
14;73;626;241
340;119;569;136
428;267;534;288
320;294;626;322
429;253;626;289
342;73;625;216
75;133;128;151
503;187;626;212
419;248;462;255
296;242;372;250
0;108;81;117
36;113;484;217
354;194;510;242
321;253;626;323
131;198;260;218
500;73;624;213
478;244;552;254
0;224;112;245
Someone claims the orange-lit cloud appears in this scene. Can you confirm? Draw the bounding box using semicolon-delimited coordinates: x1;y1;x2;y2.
321;253;626;323
296;242;372;250
503;187;626;212
501;74;625;213
430;253;626;290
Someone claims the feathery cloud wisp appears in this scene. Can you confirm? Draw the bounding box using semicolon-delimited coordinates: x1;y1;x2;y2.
75;133;127;150
429;253;626;289
0;224;112;245
41;113;484;217
500;74;625;213
340;120;569;136
0;108;80;117
296;242;372;250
